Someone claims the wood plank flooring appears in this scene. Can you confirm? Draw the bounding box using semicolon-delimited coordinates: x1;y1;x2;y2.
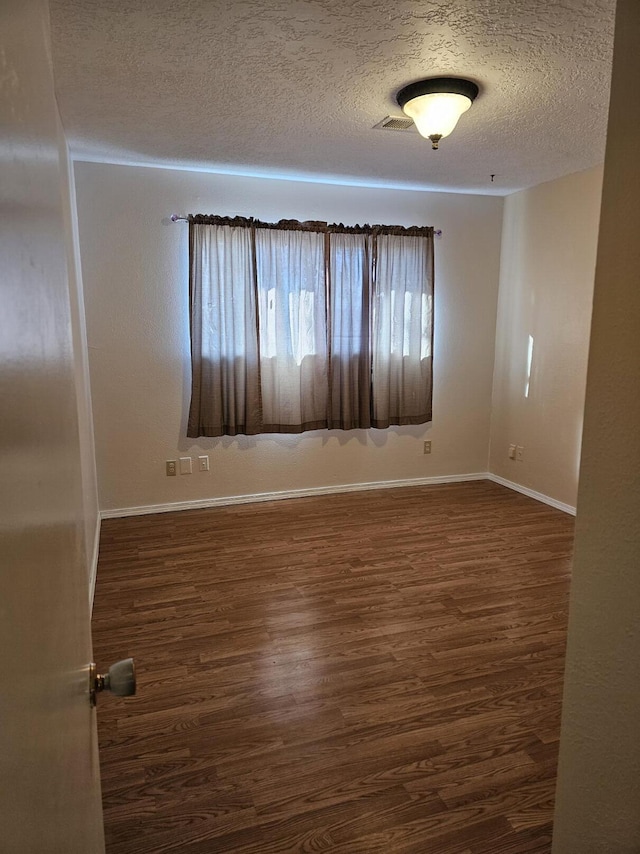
92;480;574;853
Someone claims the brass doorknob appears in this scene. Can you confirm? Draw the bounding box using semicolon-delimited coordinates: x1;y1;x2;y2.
90;658;136;706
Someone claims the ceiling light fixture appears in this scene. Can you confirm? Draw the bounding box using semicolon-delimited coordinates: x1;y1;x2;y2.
396;77;479;150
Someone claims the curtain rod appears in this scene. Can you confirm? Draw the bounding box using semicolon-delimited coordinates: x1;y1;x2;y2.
170;214;442;237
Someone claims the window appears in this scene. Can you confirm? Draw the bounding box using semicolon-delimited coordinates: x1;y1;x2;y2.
187;216;433;437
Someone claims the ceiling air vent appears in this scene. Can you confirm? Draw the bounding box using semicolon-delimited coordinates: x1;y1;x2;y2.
373;115;416;132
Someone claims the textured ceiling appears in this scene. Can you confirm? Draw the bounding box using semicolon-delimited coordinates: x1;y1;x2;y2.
49;0;616;195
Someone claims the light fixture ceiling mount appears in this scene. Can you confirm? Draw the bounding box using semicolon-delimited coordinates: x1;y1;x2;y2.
396;77;479;150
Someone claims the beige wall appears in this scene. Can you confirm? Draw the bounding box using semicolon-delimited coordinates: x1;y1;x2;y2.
489;167;603;509
74;163;503;513
553;0;640;849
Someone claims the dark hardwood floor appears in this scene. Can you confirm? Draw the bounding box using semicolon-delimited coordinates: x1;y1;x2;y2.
92;479;574;853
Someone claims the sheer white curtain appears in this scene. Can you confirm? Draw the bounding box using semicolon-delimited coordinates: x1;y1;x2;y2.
328;232;371;429
187;222;261;437
255;228;329;431
371;233;433;427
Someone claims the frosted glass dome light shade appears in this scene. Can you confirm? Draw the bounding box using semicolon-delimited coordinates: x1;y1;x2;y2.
402;93;472;139
396;77;479;149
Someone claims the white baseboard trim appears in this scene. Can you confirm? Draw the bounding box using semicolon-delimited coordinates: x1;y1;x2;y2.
486;473;576;516
100;472;576;520
100;472;488;519
89;516;101;610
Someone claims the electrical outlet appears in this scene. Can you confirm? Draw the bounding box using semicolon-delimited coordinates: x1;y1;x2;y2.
179;456;193;474
423;440;432;455
508;444;517;460
166;460;177;477
198;455;209;472
516;445;524;462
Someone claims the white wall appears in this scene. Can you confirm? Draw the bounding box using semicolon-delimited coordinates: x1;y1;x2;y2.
489;167;603;508
553;0;640;848
74;163;503;513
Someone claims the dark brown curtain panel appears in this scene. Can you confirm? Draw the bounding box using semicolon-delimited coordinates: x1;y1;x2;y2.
186;216;434;437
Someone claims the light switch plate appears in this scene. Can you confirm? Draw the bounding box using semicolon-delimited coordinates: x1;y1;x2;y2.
179;456;193;474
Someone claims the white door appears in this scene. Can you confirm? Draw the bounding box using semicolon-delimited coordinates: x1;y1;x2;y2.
0;1;105;850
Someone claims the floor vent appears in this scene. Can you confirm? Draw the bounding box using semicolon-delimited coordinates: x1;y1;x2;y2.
373;115;416;132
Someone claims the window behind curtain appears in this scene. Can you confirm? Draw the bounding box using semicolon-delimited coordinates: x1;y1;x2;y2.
187;216;434;437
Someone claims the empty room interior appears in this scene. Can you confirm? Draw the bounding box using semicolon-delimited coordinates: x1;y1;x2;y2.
4;0;640;852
